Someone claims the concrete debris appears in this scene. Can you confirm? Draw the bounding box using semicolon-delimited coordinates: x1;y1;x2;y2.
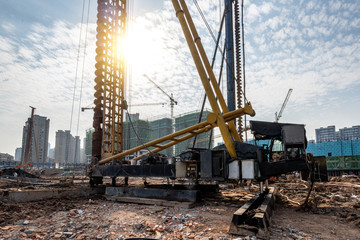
0;175;359;239
41;168;63;177
0;168;38;178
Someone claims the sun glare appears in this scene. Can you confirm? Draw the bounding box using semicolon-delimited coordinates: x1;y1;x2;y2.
121;22;166;76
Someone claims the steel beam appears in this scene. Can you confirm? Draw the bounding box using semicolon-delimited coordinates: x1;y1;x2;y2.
106;186;198;202
224;0;235;113
92;164;175;178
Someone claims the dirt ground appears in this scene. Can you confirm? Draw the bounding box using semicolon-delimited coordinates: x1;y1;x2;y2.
0;173;359;240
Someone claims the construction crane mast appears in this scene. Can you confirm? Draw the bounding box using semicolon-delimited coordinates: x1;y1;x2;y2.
275;88;293;123
19;106;36;169
131;102;167;107
92;0;127;162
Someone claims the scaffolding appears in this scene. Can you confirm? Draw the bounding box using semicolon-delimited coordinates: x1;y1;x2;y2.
150;118;173;156
174;110;213;155
85;128;94;156
123;119;151;151
92;0;127;161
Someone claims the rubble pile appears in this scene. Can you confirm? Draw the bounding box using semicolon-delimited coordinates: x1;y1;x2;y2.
0;175;359;239
41;169;63;177
272;176;360;239
0;169;38;178
0;197;237;239
330;176;360;183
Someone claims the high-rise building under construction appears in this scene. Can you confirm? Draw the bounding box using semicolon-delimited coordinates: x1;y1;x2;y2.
150;118;173;156
21;114;50;164
123;119;151;151
174;110;213;155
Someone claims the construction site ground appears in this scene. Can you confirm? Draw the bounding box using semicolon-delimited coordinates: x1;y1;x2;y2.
0;170;359;240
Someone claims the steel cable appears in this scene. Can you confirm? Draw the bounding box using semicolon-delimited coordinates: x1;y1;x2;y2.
76;0;91;137
192;0;249;103
69;0;86;132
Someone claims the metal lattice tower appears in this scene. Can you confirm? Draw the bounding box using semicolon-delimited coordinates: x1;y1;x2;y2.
93;0;127;161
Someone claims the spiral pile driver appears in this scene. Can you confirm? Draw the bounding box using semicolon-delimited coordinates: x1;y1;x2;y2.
86;0;328;237
87;0;257;186
88;0;324;206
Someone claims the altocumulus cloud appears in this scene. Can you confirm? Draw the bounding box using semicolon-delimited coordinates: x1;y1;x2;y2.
243;0;360;120
0;0;359;154
128;0;360;134
0;19;96;152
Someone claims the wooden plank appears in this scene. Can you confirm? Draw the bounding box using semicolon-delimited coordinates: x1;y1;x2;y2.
229;187;276;237
229;224;257;236
233;194;259;216
253;212;266;229
105;195;195;209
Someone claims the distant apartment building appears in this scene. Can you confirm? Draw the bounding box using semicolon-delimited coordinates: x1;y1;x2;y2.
48;148;55;163
339;126;360;141
21;114;50;163
316;125;360;143
54;130;80;165
14;147;22;161
0;153;14;161
315;126;336;143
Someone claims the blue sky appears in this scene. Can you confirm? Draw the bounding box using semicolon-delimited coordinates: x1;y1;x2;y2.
0;0;359;156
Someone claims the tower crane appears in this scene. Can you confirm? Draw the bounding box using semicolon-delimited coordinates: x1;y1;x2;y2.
15;106;37;169
81;103;167;113
81;107;94;112
275;88;293;123
143;74;178;134
131;102;167;107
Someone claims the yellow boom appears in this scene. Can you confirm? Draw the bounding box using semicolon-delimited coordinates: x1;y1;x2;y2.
97;103;255;165
95;0;256;165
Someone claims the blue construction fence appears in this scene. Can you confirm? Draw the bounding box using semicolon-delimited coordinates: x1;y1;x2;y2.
306;139;360;157
246;139;360;157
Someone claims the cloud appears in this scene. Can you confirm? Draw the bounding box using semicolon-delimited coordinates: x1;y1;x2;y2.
125;0;225;120
1;22;16;33
0;19;97;152
0;0;359;154
244;0;359;111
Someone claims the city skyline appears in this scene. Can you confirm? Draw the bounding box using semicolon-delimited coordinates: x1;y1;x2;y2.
4;108;360;159
316;125;360;143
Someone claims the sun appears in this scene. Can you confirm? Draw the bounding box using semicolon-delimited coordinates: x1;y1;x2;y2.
118;20;167;76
